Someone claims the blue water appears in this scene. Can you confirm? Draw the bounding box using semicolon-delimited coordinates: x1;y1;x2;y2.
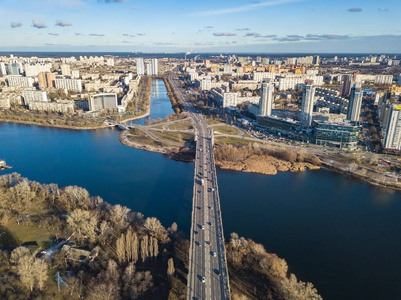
1;80;401;299
128;79;174;125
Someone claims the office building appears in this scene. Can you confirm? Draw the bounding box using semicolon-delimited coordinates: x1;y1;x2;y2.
89;93;118;111
383;105;401;150
313;120;360;149
55;78;82;93
259;81;274;117
300;82;316;127
136;58;144;75
346;83;363;122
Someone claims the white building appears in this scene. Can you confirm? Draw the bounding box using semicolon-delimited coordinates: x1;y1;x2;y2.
71;70;80;79
0;62;6;76
259;81;274;117
151;58;158;76
136;58;144;75
346;83;363;122
60;64;71;76
89;93;118;111
201;78;211;91
106;58;115;67
23;90;48;105
375;75;394;85
252;72;276;82
222;92;238;108
55;79;82;93
277;75;323;91
300;82;316;127
24;63;52;77
6;76;33;87
383;105;401;150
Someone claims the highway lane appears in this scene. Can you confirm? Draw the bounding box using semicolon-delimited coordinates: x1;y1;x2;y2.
168;72;229;299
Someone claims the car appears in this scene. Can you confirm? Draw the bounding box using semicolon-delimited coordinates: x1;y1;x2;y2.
208;241;212;246
196;241;201;247
211;251;216;257
201;225;205;230
201;276;205;283
208;206;213;210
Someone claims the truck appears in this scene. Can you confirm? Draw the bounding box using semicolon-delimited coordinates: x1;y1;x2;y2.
201;179;205;186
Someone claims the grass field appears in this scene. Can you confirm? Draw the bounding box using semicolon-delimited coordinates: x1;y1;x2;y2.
213;125;239;135
206;117;224;125
150;130;194;145
167;121;193;131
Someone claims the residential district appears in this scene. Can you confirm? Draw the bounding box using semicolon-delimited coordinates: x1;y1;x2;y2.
1;52;401;163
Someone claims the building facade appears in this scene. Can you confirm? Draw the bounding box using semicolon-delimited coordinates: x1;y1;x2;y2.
346;83;363;122
259;81;274;117
300;82;316;127
383;105;401;151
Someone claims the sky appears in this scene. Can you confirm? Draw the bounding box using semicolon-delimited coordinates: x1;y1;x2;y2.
0;0;400;53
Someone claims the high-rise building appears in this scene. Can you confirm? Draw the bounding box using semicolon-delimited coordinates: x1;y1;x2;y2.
346;83;363;122
383;105;401;150
136;58;144;75
313;55;320;65
340;75;352;97
300;82;316;127
38;72;47;89
7;62;21;75
0;62;7;76
259;81;274;117
46;72;56;88
150;58;158;76
60;64;71;76
146;62;151;76
106;58;115;67
24;63;52;77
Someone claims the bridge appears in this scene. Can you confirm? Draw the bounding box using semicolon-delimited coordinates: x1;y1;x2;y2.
169;74;231;300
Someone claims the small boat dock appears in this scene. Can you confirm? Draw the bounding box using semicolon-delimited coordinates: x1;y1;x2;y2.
0;159;13;170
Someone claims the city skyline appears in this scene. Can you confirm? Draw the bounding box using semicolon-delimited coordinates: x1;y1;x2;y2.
0;0;400;53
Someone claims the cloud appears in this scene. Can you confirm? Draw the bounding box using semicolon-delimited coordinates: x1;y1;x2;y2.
261;34;277;38
55;20;72;27
245;32;261;37
153;42;177;46
204;26;213;29
305;34;348;40
75;33;84;36
378;8;390;12
193;0;305;16
213;32;237;37
274;36;302;42
137;33;145;36
10;22;22;28
32;20;47;29
131;6;138;10
287;34;303;38
122;41;130;43
48;33;59;36
236;28;250;31
347;7;362;13
123;34;136;37
98;0;126;3
89;33;105;36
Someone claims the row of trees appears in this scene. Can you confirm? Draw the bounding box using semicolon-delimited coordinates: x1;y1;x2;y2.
162;76;184;114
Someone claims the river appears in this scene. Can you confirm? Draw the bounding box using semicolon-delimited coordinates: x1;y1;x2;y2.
1;79;401;300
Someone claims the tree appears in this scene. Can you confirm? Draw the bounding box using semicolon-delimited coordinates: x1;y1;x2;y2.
67;209;98;242
167;258;175;278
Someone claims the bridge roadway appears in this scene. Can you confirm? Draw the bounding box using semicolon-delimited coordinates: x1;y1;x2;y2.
168;74;230;300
